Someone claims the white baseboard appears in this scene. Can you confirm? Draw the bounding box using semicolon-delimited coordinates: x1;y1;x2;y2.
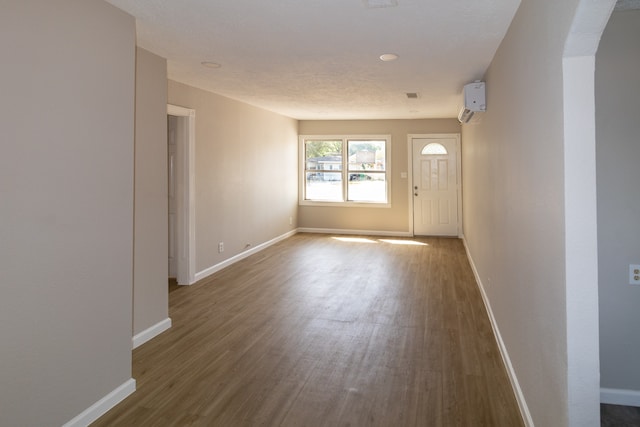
462;237;534;427
601;388;640;407
194;230;298;283
297;227;413;237
62;378;136;427
132;317;172;349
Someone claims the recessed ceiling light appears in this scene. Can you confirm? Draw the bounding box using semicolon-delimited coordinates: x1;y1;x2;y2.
379;53;399;62
201;61;221;69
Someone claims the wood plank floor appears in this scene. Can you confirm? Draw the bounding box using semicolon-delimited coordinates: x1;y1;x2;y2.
92;233;523;427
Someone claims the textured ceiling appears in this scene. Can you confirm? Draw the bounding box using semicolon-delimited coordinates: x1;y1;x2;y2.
105;0;523;120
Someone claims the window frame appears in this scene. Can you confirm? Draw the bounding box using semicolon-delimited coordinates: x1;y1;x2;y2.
299;134;391;207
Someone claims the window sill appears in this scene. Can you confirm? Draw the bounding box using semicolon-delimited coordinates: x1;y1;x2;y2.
299;200;391;208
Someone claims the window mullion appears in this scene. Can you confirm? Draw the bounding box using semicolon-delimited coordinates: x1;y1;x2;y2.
342;138;348;202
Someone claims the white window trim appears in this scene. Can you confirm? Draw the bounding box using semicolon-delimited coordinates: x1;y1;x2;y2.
299;134;391;208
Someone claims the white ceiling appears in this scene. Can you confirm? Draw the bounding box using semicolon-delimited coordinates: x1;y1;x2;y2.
105;0;524;120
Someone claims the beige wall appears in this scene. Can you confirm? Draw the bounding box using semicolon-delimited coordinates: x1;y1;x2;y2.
0;1;136;426
134;48;169;337
461;0;585;425
596;10;640;395
168;81;299;274
298;119;460;233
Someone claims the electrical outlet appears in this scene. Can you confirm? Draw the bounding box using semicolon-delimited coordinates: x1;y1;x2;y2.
218;242;224;253
629;264;640;285
289;216;293;225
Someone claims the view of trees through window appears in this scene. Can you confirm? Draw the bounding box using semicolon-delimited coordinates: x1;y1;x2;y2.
302;137;388;204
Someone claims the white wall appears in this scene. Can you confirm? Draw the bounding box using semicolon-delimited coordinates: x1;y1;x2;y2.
461;0;588;425
167;81;299;276
133;48;169;339
596;10;640;400
0;1;136;425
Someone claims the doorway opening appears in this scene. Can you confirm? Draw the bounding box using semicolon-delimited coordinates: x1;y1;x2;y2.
167;104;196;285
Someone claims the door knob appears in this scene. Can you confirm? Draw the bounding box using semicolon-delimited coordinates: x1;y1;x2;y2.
414;193;418;197
414;186;418;190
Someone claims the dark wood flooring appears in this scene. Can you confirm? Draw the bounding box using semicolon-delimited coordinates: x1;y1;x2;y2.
92;233;523;426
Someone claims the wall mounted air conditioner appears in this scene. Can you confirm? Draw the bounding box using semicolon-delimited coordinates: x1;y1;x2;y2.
458;81;486;123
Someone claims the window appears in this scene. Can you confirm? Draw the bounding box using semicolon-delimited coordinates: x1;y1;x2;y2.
300;135;390;206
421;142;448;155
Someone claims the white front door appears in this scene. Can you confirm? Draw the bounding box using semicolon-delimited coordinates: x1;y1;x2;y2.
412;136;460;236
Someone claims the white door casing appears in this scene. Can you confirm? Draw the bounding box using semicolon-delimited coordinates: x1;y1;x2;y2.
410;135;461;236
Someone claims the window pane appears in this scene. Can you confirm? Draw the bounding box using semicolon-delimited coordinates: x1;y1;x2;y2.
304;139;343;201
305;140;343;170
348;140;385;171
305;172;343;201
421;143;447;155
347;172;386;202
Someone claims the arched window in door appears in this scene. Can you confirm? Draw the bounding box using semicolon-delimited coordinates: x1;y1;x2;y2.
421;142;448;155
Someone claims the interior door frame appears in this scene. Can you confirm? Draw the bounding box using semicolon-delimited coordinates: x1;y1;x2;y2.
167;104;196;285
407;133;462;237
